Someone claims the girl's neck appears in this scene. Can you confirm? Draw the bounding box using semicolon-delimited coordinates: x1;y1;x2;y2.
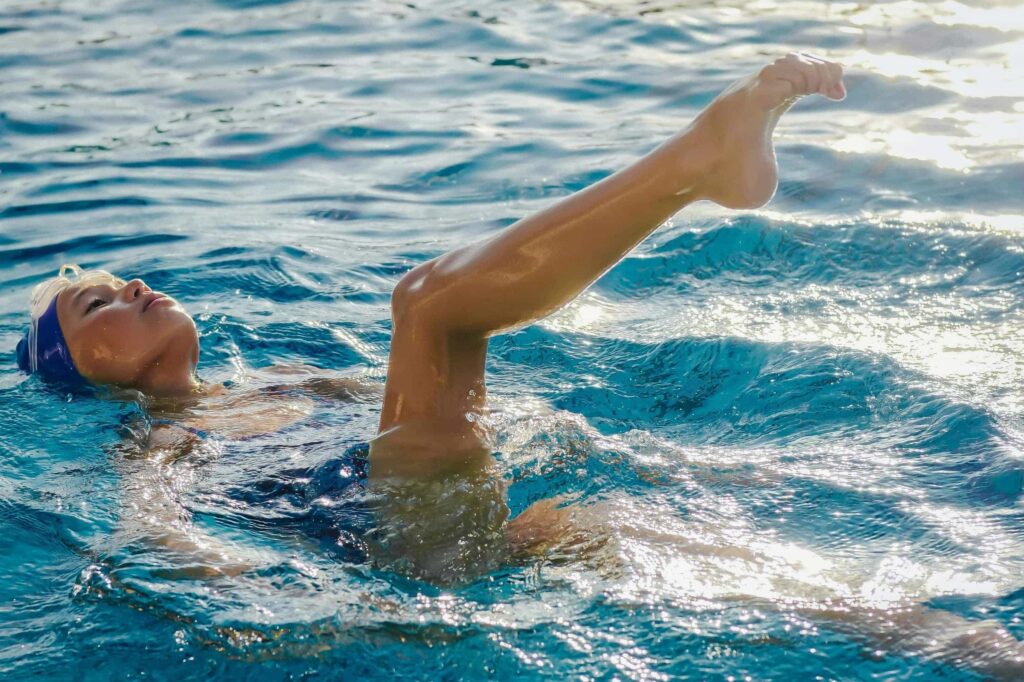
135;340;202;398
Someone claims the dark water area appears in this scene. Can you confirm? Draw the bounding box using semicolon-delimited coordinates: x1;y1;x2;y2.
2;0;1023;679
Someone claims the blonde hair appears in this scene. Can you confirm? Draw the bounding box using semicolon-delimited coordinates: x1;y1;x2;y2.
29;264;126;318
23;264;126;373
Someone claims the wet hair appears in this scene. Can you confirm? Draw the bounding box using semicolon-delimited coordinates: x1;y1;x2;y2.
21;264;126;374
28;264;125;319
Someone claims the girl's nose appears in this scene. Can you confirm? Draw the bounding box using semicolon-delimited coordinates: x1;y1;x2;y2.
120;278;150;301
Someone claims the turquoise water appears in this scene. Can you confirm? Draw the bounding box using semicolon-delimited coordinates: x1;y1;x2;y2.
3;0;1024;679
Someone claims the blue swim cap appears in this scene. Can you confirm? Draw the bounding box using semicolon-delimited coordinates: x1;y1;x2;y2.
15;293;88;387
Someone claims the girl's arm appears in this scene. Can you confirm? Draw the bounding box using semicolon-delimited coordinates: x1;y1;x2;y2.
258;362;384;402
116;424;259;578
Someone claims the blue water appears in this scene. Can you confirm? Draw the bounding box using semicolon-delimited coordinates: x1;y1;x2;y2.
3;0;1024;679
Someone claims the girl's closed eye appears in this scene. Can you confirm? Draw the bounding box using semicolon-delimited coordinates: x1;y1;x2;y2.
86;298;106;313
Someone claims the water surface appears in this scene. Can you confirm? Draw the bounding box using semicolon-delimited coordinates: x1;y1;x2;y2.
2;0;1024;679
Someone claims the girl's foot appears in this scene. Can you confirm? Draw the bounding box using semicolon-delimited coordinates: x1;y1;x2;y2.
691;52;846;209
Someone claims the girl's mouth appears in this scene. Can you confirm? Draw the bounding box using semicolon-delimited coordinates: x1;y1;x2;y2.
142;293;169;311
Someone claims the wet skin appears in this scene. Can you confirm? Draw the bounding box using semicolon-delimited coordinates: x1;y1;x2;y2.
57;277;201;396
366;53;849;579
48;55;1024;675
370;53;848;475
56;54;851;580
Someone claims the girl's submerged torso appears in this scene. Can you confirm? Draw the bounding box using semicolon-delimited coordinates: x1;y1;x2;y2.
225;441;373;564
136;372;554;583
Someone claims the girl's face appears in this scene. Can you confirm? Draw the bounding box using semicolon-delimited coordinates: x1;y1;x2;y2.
56;277;199;389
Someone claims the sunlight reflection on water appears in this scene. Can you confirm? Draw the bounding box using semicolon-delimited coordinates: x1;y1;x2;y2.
2;0;1024;679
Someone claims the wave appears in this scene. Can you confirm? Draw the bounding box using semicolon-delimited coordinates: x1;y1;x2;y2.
599;215;1024;298
493;327;1006;458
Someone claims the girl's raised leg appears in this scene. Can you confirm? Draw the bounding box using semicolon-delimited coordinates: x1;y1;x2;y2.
377;53;846;445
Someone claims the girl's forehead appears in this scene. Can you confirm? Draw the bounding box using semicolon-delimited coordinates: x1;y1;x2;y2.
68;281;112;300
81;272;126;286
71;274;128;294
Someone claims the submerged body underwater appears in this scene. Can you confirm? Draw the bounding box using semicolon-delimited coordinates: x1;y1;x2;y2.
3;0;1024;680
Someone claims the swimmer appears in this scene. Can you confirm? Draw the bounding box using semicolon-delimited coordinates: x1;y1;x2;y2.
16;53;1024;676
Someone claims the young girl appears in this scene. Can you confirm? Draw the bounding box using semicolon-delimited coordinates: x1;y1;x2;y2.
17;53;1024;676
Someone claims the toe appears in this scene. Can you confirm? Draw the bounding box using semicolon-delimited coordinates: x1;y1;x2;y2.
822;61;846;100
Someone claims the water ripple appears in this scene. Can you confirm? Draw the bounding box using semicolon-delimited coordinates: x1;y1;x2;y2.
3;0;1024;679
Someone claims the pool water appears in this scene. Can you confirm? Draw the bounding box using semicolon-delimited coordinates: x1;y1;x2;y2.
3;0;1024;679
